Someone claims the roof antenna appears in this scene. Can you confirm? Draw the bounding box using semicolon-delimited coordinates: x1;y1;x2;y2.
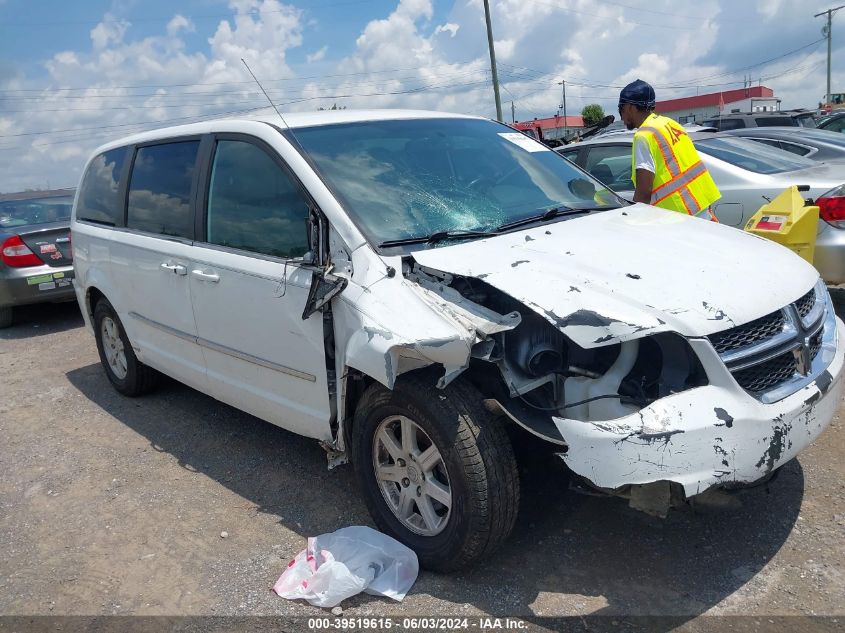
241;57;291;130
241;58;323;269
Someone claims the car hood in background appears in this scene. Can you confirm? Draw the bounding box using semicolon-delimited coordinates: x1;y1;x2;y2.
411;205;819;348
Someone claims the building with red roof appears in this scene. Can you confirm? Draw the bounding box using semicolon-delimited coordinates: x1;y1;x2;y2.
512;115;585;142
656;86;780;124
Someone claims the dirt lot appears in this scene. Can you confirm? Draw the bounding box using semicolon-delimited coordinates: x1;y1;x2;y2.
1;300;845;631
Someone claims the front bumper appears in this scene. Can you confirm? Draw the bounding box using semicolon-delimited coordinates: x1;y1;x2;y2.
552;317;845;498
0;264;75;308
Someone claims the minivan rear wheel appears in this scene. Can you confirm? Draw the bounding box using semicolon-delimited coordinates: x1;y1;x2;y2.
351;373;519;570
93;299;158;396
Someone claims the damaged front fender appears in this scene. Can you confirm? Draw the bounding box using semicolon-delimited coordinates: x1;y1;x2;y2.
331;250;521;391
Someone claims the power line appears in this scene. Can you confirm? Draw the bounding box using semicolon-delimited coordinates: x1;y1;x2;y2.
520;0;699;30
496;38;827;91
0;77;496;147
0;74;493;115
0;69;488;102
595;0;708;20
1;60;481;94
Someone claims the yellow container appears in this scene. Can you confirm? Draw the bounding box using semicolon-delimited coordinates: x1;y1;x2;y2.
744;185;819;264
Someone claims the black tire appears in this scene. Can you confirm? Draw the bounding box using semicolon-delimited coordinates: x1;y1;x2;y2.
93;298;159;396
0;306;12;328
351;373;519;571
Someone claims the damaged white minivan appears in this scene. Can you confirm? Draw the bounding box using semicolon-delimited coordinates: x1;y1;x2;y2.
72;110;844;570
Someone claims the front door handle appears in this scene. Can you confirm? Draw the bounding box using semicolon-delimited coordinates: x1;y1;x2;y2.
191;269;220;283
160;262;187;276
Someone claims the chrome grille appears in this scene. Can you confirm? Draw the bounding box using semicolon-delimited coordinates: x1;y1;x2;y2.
810;331;823;360
707;282;829;402
707;310;785;354
732;351;798;394
795;288;816;320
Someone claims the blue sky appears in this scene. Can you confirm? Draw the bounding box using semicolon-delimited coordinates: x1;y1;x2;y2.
1;0;844;191
0;1;454;76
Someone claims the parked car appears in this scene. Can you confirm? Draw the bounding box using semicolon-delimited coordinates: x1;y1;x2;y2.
72;111;844;569
558;132;845;283
720;126;845;162
0;189;75;327
701;110;818;130
817;111;845;133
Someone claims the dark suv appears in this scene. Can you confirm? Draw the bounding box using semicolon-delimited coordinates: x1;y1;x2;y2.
701;110;817;130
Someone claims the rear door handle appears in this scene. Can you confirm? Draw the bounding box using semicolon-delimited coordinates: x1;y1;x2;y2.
160;262;187;275
191;269;220;283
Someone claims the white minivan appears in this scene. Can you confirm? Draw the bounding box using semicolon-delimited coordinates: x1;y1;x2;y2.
72;110;844;570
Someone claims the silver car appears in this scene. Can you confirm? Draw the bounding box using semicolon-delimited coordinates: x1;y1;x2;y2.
722;127;845;162
0;190;75;327
558;132;845;283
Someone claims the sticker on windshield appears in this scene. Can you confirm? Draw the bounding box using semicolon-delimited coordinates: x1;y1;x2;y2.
498;132;551;152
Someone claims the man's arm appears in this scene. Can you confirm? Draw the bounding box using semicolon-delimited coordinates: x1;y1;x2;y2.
632;135;656;204
633;169;654;204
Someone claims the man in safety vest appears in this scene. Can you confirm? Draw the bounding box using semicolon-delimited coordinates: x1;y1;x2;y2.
618;79;721;219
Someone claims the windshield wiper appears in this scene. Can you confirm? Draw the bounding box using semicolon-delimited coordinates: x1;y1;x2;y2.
495;205;590;232
379;229;499;248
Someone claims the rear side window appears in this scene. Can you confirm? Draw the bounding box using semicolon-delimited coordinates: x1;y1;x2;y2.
205;140;310;258
776;141;813;156
713;119;745;130
76;147;127;225
755;117;795;127
696;137;815;174
127;141;199;239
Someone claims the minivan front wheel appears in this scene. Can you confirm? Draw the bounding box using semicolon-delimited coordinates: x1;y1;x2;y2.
93;299;158;396
351;374;519;570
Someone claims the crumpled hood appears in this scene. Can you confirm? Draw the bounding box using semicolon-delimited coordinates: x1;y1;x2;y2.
411;205;819;348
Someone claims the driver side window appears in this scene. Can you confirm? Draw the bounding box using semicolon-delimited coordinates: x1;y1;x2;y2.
206;140;310;259
583;145;632;191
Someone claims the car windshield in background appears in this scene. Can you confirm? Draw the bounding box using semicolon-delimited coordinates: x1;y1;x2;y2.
695;137;816;174
290;118;623;250
0;196;73;229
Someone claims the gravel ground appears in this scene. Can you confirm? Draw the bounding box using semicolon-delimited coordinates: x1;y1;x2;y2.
1;300;844;631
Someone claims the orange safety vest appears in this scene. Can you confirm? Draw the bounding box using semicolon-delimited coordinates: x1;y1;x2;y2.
632;113;721;218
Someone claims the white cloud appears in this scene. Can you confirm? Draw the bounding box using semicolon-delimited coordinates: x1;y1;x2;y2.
307;45;328;63
434;23;459;38
167;15;195;37
90;14;130;50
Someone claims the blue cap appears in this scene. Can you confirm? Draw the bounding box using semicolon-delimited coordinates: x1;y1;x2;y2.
619;79;656;109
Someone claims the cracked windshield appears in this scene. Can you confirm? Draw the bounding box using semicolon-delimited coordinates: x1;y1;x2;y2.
291;118;622;249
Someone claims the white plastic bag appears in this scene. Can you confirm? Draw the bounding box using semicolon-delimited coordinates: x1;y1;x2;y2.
272;526;419;608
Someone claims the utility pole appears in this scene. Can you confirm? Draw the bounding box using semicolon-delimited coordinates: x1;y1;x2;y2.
558;80;567;140
511;101;515;123
482;0;503;122
815;5;845;107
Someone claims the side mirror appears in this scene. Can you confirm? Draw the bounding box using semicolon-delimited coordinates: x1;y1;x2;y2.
302;270;348;320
